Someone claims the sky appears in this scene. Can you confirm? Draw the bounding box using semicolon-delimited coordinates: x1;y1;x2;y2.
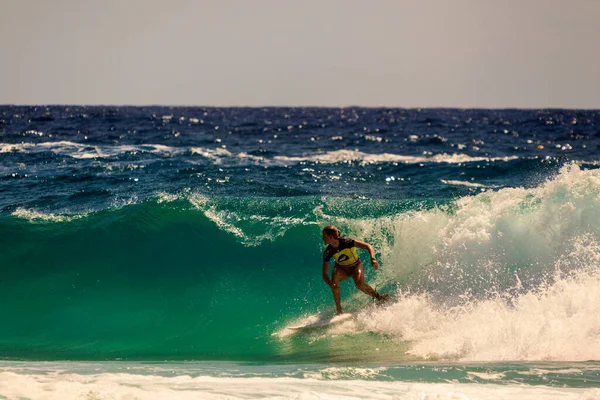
1;0;599;108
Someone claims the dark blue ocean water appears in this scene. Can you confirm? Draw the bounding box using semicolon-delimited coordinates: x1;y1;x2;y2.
1;106;598;213
1;106;600;397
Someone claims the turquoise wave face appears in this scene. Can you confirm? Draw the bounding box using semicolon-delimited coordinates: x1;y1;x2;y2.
0;195;437;361
0;201;316;360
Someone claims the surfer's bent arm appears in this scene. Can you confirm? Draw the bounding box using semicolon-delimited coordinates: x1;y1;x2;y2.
322;262;332;286
354;240;380;270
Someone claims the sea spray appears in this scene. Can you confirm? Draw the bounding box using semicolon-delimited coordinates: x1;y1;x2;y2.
351;165;600;361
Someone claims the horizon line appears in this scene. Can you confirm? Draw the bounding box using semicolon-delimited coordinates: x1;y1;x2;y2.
2;104;599;111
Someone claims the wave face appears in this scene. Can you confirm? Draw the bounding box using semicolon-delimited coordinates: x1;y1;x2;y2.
0;196;326;360
1;165;600;362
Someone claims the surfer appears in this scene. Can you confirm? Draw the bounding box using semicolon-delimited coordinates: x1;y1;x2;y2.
321;225;389;314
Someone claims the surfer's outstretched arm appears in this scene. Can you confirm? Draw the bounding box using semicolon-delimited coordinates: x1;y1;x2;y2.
354;240;380;270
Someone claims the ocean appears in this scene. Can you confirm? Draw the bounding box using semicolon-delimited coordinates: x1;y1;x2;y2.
1;106;599;399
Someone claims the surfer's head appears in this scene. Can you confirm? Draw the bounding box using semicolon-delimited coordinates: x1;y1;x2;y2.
322;225;341;244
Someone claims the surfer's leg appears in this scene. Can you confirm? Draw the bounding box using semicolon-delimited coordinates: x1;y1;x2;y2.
352;265;380;299
331;268;350;314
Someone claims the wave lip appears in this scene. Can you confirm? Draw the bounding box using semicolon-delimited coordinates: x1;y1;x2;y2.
11;207;88;222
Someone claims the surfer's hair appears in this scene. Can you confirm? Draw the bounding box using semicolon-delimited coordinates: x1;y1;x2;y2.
322;225;341;239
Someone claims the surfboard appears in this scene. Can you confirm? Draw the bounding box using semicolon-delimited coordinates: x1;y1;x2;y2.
289;313;354;331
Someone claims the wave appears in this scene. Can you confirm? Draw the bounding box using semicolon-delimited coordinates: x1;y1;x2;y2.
1;165;600;362
1;141;519;166
0;141;185;159
270;150;519;165
440;179;500;189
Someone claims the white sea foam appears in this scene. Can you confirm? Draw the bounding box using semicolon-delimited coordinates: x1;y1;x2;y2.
0;141;185;159
301;366;386;380
1;141;519;166
357;266;600;361
272;150;518;166
0;369;596;400
190;146;235;162
466;371;506;381
11;207;87;222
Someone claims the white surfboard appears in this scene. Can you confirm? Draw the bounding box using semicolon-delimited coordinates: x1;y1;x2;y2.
289;313;354;331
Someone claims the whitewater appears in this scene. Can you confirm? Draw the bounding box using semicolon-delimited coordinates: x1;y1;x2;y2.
1;106;599;398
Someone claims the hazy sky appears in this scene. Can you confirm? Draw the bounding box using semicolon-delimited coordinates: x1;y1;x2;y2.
1;0;599;108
